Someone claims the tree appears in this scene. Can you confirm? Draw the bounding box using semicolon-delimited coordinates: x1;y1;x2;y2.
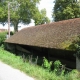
33;8;50;25
0;0;40;32
52;0;80;21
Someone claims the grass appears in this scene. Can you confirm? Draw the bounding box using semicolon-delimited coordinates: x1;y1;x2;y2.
0;47;80;80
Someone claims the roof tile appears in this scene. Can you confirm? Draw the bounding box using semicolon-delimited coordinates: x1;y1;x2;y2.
5;18;80;49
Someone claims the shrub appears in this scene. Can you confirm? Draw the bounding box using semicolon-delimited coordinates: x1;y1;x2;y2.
54;60;62;69
0;32;7;46
42;57;52;71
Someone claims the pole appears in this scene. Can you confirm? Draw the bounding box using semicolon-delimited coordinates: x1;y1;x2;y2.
8;2;10;38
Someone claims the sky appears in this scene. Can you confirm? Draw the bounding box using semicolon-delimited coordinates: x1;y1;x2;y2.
0;0;54;31
39;0;54;21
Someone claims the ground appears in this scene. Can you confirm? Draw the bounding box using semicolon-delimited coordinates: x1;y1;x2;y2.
0;61;34;80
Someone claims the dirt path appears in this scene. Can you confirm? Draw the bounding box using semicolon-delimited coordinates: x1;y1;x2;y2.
0;61;34;80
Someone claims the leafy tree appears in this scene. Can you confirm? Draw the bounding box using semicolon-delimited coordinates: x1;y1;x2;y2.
33;8;50;25
52;0;80;21
0;0;40;32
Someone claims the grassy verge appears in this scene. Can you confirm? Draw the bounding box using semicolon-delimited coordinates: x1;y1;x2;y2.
0;47;80;80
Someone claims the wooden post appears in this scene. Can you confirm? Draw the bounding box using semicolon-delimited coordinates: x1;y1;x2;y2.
8;2;10;38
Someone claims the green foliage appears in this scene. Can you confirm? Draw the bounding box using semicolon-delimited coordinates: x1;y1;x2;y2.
67;43;78;51
53;60;66;76
0;48;80;80
63;36;80;59
0;0;40;32
61;36;80;50
61;41;78;51
54;60;62;70
33;8;50;25
7;31;14;35
42;57;65;75
53;60;64;75
0;32;7;46
65;69;80;80
61;36;80;58
42;57;52;71
61;40;72;50
0;44;5;49
52;0;80;21
69;36;80;58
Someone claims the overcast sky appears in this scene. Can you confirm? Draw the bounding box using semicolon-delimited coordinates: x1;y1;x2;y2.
0;0;54;30
39;0;54;21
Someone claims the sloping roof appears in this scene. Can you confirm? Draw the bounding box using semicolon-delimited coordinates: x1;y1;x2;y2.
5;18;80;49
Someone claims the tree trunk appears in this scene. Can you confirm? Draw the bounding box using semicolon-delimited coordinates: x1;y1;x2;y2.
13;21;18;33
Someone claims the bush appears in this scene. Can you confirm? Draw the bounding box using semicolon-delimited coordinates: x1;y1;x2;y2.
0;32;7;46
7;31;14;35
42;57;52;71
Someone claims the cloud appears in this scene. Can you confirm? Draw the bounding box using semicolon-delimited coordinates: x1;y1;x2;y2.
38;0;54;20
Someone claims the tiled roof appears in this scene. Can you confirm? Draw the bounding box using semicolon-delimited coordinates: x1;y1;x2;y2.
5;18;80;49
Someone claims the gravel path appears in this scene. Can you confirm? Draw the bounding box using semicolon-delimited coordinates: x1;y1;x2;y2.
0;61;34;80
